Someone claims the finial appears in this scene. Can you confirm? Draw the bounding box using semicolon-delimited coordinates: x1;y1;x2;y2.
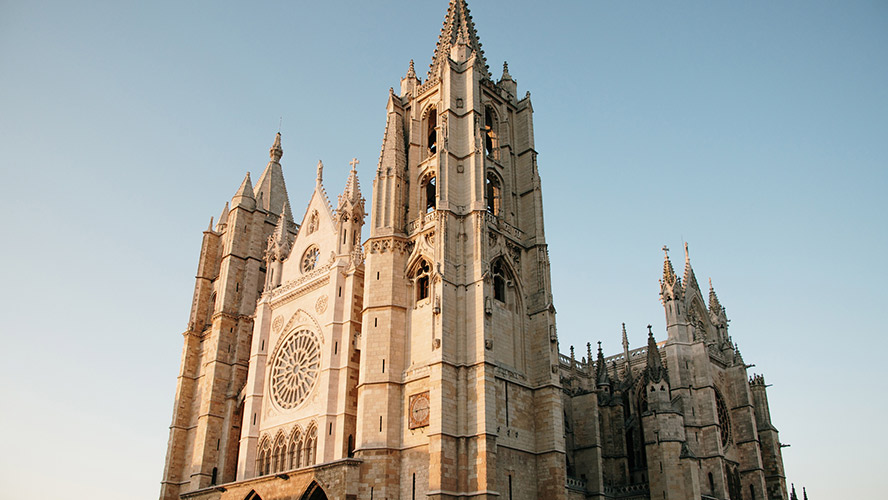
622;323;629;348
661;245;677;286
587;342;593;363
501;61;512;80
647;324;653;336
270;132;283;162
407;59;416;78
316;160;324;185
684;242;689;261
349;157;359;172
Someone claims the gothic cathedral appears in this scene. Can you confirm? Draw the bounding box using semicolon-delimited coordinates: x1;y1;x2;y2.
159;2;789;499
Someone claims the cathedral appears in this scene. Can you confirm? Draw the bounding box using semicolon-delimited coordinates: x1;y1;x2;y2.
159;1;789;499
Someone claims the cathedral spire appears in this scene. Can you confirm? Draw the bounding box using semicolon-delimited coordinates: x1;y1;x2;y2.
596;341;610;387
708;278;722;315
682;242;701;295
659;245;682;303
339;158;363;207
270;132;283;162
428;0;490;80
644;325;667;383
254;133;292;218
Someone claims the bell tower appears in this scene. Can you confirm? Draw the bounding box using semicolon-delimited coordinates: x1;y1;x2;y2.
356;1;565;498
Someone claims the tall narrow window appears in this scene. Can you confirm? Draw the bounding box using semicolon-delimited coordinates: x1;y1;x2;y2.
484;107;496;157
486;173;501;215
427;108;437;155
492;260;507;303
412;259;432;301
423;175;436;213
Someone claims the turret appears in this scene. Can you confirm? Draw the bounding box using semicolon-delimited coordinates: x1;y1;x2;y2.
263;202;292;290
336;159;365;256
400;59;420;97
231;172;255;210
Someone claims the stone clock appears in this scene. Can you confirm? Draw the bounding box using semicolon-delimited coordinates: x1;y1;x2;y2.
409;391;430;429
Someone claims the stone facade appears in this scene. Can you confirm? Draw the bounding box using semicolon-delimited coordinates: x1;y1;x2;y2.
160;1;788;499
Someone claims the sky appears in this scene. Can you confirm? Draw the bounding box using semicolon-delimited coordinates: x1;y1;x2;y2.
0;0;885;498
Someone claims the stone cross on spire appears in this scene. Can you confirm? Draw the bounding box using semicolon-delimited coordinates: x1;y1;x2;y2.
350;157;360;170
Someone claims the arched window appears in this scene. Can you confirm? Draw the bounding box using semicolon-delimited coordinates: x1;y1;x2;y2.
715;388;732;447
483;107;497;158
347;434;354;458
486;173;501;215
256;437;271;477
423;175;436;213
412;259;432;301
273;433;286;472
289;428;303;468
708;472;715;493
427;108;438;156
306;425;318;466
492;260;507;302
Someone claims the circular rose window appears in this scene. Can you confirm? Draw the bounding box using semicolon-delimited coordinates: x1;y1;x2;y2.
302;246;320;273
270;329;321;409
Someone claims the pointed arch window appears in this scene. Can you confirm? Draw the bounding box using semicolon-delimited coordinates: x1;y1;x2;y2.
422;175;436;213
288;429;302;469
412;259;432;302
486;173;501;215
273;433;286;472
492;259;508;302
484;106;498;158
426;108;438;156
305;425;318;466
256;437;272;477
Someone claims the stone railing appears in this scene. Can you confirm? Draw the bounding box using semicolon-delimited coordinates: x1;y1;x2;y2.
484;212;522;238
565;477;586;491
604;482;650;498
407;211;438;234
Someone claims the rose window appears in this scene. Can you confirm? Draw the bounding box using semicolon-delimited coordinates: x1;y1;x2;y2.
301;246;320;273
270;329;321;409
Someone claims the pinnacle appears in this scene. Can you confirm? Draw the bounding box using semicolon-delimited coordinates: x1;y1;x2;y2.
661;245;677;286
234;172;254;199
407;59;416;79
339;158;363;206
682;242;699;293
270;132;283;162
709;278;723;315
501;61;513;81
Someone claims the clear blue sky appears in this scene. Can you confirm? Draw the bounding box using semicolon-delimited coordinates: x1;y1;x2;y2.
1;1;885;498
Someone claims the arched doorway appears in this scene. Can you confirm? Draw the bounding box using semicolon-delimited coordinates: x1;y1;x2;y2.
299;481;328;500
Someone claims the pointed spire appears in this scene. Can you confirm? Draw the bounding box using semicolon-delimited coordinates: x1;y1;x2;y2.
662;245;676;286
803;487;808;500
269;132;283;162
644;325;667;383
682;242;700;294
596;341;610;386
501;61;513;81
206;216;214;232
621;323;632;380
407;59;416;79
428;0;490;80
235;172;253;198
339;158;363;206
217;201;229;230
266;202;292;263
791;484;798;500
709;278;722;315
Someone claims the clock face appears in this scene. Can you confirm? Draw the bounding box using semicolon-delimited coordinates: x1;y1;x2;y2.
409;391;430;429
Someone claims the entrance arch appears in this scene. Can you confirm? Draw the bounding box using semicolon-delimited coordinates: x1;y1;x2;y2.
299;481;328;500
